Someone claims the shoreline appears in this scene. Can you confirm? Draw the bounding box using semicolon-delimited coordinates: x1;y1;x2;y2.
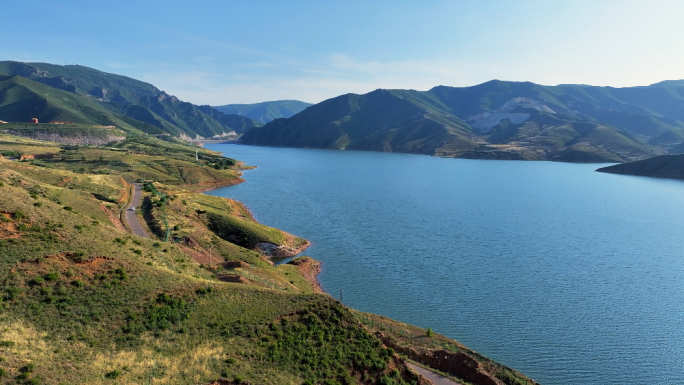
190;177;245;193
196;164;324;293
193;147;539;385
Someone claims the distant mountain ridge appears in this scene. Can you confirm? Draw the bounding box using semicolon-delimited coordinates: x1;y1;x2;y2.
240;79;684;162
214;100;312;124
0;61;259;138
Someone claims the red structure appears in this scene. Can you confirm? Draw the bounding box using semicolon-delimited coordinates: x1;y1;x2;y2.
31;118;39;123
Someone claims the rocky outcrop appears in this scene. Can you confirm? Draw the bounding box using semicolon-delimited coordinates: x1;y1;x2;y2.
288;256;323;293
377;332;520;385
254;240;310;258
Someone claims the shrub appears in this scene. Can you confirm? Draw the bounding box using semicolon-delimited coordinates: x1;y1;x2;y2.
29;277;44;286
13;210;26;220
426;328;434;337
4;287;21;300
71;280;85;288
33;202;42;207
114;238;127;245
195;286;213;295
114;268;128;281
105;370;121;379
63;206;73;211
0;341;14;348
44;272;59;281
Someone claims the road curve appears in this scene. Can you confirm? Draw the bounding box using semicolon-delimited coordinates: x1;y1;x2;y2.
125;183;149;238
407;363;462;385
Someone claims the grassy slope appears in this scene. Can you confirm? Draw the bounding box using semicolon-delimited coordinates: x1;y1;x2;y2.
0;75;147;134
0;133;535;385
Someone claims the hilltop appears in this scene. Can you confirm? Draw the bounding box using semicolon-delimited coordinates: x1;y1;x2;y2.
0;61;259;139
240;80;684;162
214;100;312;124
0;132;535;385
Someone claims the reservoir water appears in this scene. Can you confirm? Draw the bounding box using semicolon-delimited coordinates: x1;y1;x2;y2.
206;144;684;385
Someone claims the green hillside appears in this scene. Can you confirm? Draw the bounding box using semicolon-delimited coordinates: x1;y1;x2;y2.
0;61;256;139
0;74;160;135
240;90;478;156
214;100;312;124
596;154;684;180
242;80;684;162
0;132;535;385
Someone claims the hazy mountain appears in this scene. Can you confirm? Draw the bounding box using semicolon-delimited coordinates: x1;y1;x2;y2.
214;100;312;124
0;61;258;138
241;80;684;162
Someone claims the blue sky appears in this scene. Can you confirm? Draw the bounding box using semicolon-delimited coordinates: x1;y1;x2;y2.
2;0;683;105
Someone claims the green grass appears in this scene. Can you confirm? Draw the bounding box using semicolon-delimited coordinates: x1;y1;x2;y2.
0;133;536;384
206;212;286;248
0;167;420;384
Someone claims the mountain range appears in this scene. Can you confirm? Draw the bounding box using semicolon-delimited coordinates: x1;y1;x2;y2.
0;61;259;138
213;100;312;124
241;80;684;162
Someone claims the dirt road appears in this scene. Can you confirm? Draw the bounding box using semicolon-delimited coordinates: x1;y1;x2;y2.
407;363;462;385
124;183;149;238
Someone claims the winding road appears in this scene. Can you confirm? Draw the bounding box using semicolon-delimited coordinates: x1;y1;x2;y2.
125;183;149;238
121;182;457;384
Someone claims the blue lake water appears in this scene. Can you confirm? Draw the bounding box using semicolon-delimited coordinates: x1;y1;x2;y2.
206;144;684;385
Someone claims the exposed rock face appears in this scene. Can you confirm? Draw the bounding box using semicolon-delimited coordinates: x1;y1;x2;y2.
287;257;323;293
5;130;125;145
466;97;555;133
377;332;525;385
18;154;35;161
254;241;309;258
